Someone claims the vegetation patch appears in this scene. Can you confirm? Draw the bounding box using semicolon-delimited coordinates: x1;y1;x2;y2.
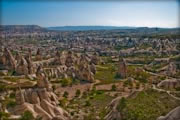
95;64;120;84
118;89;180;120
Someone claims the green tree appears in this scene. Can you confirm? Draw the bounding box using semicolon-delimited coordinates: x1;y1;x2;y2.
63;91;69;98
75;89;81;97
136;82;140;89
20;111;34;120
111;84;117;91
85;100;91;106
59;98;68;108
0;112;10;120
82;91;88;98
61;78;72;87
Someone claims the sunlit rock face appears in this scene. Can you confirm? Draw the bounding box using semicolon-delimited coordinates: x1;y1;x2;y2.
13;67;70;120
25;53;35;74
44;51;97;83
15;51;35;75
65;51;74;67
77;63;95;83
16;56;29;75
36;48;42;61
0;48;16;70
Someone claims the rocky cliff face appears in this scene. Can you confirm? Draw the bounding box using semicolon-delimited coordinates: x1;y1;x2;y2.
13;67;70;120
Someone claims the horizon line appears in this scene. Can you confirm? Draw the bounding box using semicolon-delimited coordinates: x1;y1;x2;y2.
1;24;179;29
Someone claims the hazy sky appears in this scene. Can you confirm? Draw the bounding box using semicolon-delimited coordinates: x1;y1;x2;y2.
1;0;179;28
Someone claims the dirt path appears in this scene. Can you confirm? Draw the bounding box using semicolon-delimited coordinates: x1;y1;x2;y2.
152;84;180;100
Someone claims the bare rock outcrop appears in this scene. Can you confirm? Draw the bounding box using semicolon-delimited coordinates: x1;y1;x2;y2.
16;56;29;75
12;67;70;120
34;51;96;83
36;48;42;61
157;106;180;120
25;50;35;74
77;63;94;83
166;62;177;76
15;51;35;75
157;79;180;89
53;51;62;65
90;52;99;65
0;48;16;70
117;58;127;78
90;63;96;74
65;51;74;67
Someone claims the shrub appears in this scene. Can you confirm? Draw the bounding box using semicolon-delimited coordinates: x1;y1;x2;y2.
114;73;122;79
7;100;16;108
0;112;10;120
0;84;6;92
61;78;72;87
111;84;117;91
63;91;69;98
59;98;68;108
175;87;180;91
136;83;140;89
82;91;88;98
20;111;34;120
75;89;81;97
9;92;15;98
96;90;104;95
85;100;91;107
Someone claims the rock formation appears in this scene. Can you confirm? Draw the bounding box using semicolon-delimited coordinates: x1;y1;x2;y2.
36;48;42;61
33;51;95;83
157;106;180;120
65;51;74;67
16;56;29;75
90;52;99;65
53;50;62;65
77;64;94;83
117;58;127;78
13;67;70;120
0;48;16;70
25;54;35;74
15;51;35;75
157;79;180;89
166;62;177;76
90;63;96;74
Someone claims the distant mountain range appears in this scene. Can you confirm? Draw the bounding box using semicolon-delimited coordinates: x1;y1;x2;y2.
47;26;138;31
0;25;47;33
1;25;179;33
